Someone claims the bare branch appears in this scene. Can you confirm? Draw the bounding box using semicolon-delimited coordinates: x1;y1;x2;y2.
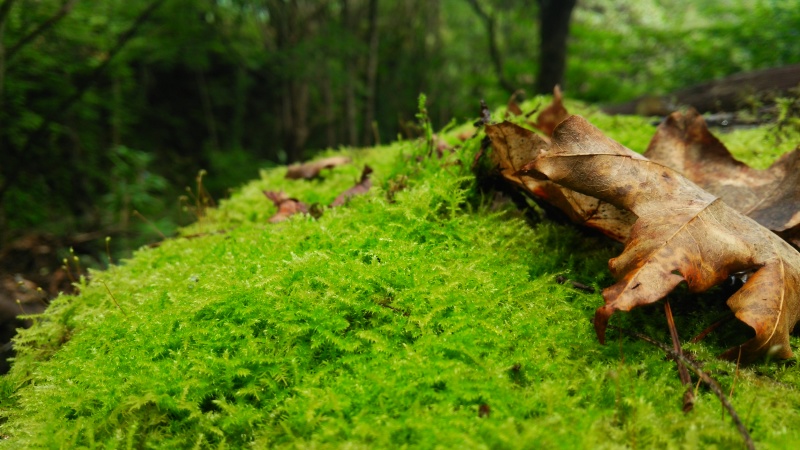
608;324;755;450
5;0;79;63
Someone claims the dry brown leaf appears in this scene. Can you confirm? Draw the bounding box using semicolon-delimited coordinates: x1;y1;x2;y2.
531;85;569;136
330;165;374;207
645;109;800;248
524;115;800;363
505;89;525;118
285;156;352;180
486;120;634;242
264;191;309;223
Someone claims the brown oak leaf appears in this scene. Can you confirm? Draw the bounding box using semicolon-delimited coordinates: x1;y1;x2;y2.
522;115;800;363
264;191;309;223
645;109;800;248
285;156;352;180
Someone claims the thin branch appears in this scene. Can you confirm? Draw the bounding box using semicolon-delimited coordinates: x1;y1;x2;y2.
100;281;125;315
608;324;755;450
5;0;78;63
464;0;515;94
689;313;735;344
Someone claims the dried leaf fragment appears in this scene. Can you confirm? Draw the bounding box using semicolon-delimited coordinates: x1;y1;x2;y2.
526;115;800;363
486;120;634;242
331;165;374;207
285;156;352;180
645;109;800;248
264;191;309;223
531;85;569;136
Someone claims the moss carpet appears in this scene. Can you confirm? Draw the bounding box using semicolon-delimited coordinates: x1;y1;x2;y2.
1;100;799;448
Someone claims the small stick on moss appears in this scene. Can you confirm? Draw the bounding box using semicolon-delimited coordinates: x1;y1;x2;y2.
664;300;694;412
689;313;734;343
100;281;126;315
556;275;595;293
608;324;754;450
133;210;166;239
15;299;24;314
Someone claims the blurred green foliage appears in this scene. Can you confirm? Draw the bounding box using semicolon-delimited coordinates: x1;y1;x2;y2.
570;0;800;102
0;0;797;258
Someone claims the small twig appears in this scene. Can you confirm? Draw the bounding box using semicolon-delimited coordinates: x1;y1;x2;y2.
377;299;409;317
608;324;755;450
555;275;595;293
689;313;735;343
665;300;694;412
100;281;125;315
133;210;166;239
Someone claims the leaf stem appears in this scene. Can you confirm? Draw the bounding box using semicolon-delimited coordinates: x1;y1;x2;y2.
664;299;694;412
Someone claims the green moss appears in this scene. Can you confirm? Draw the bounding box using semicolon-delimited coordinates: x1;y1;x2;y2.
2;98;800;448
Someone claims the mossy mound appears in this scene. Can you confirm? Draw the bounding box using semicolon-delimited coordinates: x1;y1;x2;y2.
2;100;800;448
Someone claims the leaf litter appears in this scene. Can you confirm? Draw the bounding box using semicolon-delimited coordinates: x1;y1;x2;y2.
482;90;800;445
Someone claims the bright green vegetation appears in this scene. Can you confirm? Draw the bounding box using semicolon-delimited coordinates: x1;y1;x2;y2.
2;100;800;448
4;0;799;252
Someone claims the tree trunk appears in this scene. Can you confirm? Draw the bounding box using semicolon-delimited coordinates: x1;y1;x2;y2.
466;0;515;94
230;65;246;150
0;0;15;100
196;71;220;153
321;71;336;148
341;0;359;147
361;0;379;146
281;81;309;162
535;0;576;95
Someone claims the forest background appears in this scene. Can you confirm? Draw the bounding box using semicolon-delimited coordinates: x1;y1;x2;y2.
1;0;799;264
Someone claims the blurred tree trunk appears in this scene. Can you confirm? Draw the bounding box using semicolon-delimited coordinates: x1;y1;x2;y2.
341;0;359;147
361;0;379;146
465;0;515;94
196;71;220;153
230;65;247;150
281;81;309;162
535;0;576;94
321;71;336;148
0;0;15;100
270;0;312;162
